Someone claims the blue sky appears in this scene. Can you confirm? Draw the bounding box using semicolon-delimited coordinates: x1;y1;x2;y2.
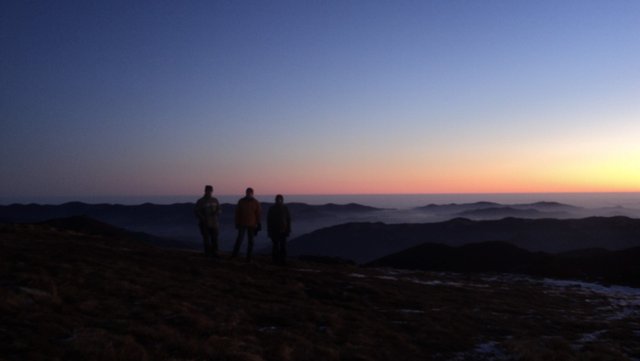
2;1;639;201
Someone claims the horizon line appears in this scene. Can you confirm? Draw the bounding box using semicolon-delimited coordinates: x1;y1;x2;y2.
3;191;640;208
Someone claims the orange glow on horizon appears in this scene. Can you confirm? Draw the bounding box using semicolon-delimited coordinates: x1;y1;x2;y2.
166;137;640;197
241;161;640;195
213;174;640;196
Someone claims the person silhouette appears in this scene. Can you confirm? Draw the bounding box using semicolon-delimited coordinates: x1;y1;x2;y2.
267;194;291;265
231;187;261;261
194;185;220;258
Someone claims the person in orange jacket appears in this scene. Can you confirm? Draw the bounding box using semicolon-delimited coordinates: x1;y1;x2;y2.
232;187;261;261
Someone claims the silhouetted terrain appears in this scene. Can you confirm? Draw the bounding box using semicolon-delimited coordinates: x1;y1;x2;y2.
456;207;556;219
0;202;382;225
413;201;640;220
39;216;195;250
368;241;640;287
0;202;385;250
415;201;580;216
288;217;640;263
3;201;640;251
2;219;639;360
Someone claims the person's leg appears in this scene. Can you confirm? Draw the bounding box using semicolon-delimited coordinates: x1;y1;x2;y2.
232;227;246;258
199;223;211;256
271;238;278;263
280;236;288;265
210;227;219;258
246;228;255;261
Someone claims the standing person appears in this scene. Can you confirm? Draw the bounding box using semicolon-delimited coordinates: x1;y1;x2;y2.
232;187;261;261
267;194;291;265
194;185;221;258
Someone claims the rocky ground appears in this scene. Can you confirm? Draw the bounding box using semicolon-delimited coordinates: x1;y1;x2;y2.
1;222;639;360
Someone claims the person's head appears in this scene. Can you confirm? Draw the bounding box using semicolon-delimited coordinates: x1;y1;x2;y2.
204;185;213;194
245;187;254;197
275;194;284;204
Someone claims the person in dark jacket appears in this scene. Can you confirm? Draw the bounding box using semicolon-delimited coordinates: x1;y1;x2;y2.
194;185;221;258
232;187;261;261
267;194;291;265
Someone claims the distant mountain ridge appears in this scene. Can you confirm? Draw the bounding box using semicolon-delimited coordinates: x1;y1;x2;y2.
0;201;386;248
0;201;381;224
414;201;584;219
415;201;502;212
3;201;640;253
456;207;548;218
288;216;640;263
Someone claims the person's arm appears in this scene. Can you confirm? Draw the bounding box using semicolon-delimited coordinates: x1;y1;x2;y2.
194;200;203;220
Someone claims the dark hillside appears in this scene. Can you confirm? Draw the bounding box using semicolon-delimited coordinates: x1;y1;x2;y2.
368;241;640;287
2;221;640;360
38;216;195;250
0;202;386;249
368;241;548;274
288;217;640;263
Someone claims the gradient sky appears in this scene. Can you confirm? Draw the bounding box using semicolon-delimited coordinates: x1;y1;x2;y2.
2;0;639;201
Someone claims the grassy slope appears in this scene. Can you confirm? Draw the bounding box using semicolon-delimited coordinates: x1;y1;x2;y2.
1;223;639;361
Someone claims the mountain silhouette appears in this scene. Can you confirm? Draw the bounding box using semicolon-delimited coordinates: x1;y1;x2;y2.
39;215;196;249
288;216;640;263
0;201;385;249
454;206;571;219
415;201;583;220
415;201;502;213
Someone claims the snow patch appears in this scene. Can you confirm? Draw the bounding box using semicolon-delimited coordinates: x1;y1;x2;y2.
348;273;367;278
376;276;398;281
575;330;606;345
448;340;510;361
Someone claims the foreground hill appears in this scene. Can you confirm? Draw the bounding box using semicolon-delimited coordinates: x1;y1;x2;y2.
2;219;640;360
38;215;195;250
368;241;640;287
288;216;640;263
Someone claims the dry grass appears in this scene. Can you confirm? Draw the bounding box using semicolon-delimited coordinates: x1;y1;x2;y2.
1;223;640;360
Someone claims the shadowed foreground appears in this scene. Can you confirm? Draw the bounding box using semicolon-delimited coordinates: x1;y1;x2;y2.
1;221;639;361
